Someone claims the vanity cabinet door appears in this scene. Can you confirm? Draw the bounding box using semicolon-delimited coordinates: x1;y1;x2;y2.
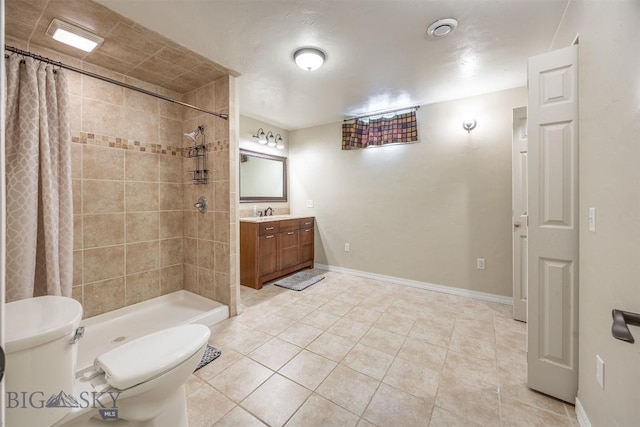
258;234;278;276
300;227;314;263
279;230;299;270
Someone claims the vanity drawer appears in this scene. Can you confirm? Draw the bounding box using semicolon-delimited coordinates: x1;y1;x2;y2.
300;227;314;244
279;219;300;232
299;218;314;229
279;229;299;248
258;222;280;236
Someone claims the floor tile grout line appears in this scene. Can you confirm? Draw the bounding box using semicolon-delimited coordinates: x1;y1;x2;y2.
223;271;577;426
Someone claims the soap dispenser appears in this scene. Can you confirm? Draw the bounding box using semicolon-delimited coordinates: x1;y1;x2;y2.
253;205;257;218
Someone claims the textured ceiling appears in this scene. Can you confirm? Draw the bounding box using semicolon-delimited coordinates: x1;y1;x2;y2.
9;0;569;130
5;0;234;93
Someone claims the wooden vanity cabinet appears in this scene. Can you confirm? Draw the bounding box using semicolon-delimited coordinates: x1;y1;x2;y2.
299;219;314;264
240;217;315;289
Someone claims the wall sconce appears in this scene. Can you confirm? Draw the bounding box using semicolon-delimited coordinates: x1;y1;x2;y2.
266;131;276;147
462;119;477;133
253;128;267;144
275;134;285;150
252;128;285;149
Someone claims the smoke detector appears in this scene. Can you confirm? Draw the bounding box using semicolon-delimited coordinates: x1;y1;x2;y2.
427;18;458;38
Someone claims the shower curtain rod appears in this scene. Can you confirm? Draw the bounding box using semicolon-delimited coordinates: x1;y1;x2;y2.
4;45;228;120
343;105;420;122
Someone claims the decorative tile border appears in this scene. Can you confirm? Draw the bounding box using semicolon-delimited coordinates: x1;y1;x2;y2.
71;131;229;156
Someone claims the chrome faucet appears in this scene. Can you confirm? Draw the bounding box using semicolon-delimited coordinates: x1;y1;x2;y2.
264;207;273;216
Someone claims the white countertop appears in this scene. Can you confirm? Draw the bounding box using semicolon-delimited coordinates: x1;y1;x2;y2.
239;214;313;223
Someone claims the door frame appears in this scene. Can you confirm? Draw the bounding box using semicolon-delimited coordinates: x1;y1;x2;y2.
512;106;528;322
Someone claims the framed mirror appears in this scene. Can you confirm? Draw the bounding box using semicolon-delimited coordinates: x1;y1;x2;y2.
239;149;287;202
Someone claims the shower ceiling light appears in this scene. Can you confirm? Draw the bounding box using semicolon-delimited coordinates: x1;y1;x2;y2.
46;19;104;52
293;47;326;71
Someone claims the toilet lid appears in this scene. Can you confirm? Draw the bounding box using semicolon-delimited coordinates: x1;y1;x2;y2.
5;296;83;353
95;324;211;390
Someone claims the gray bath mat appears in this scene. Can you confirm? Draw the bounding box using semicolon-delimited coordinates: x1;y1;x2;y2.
194;345;221;372
274;269;325;291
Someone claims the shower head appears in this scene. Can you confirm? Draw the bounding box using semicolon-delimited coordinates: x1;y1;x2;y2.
184;125;204;142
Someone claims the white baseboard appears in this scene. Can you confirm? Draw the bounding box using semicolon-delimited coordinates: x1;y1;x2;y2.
314;263;513;305
575;398;592;427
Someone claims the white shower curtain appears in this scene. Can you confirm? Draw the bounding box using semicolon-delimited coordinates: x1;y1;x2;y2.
4;55;73;301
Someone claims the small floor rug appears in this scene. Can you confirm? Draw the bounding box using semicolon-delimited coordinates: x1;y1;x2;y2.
194;345;221;372
274;269;325;291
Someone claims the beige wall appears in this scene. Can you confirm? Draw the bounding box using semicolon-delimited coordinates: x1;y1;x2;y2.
288;87;526;297
238;115;290;217
551;1;640;425
6;38;238;318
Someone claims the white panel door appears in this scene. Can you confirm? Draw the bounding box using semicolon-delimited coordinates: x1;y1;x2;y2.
527;44;579;403
513;107;528;322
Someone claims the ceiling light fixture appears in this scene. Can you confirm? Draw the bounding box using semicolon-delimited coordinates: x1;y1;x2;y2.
426;18;458;38
46;18;104;52
293;47;326;71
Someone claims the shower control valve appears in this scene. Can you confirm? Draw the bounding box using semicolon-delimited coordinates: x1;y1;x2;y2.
194;196;208;213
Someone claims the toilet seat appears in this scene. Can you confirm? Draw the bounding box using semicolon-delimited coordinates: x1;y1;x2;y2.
95;324;210;390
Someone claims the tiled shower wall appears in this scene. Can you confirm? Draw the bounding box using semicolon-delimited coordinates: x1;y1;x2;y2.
182;76;238;315
9;41;237;318
68;59;188;318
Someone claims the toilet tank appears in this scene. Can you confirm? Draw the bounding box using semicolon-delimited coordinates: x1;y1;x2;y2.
5;296;83;427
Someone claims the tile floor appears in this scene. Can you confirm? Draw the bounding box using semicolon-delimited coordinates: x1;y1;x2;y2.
186;271;578;426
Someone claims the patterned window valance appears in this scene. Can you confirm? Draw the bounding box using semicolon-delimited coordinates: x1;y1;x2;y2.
342;108;419;150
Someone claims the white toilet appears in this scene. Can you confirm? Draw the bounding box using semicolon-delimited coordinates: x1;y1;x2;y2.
5;296;211;427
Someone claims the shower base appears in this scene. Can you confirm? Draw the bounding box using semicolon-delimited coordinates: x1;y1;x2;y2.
77;290;228;371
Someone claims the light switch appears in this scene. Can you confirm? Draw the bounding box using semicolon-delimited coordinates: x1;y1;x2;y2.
305;200;314;208
589;207;596;232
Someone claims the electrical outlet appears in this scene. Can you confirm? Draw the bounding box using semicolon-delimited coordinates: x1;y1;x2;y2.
589;207;597;232
477;258;486;270
305;199;314;208
344;243;350;252
596;355;604;389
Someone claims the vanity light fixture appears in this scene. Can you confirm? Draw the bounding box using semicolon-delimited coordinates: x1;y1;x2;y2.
46;19;104;52
275;134;285;150
293;47;326;71
462;118;477;133
266;131;276;147
253;128;267;144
